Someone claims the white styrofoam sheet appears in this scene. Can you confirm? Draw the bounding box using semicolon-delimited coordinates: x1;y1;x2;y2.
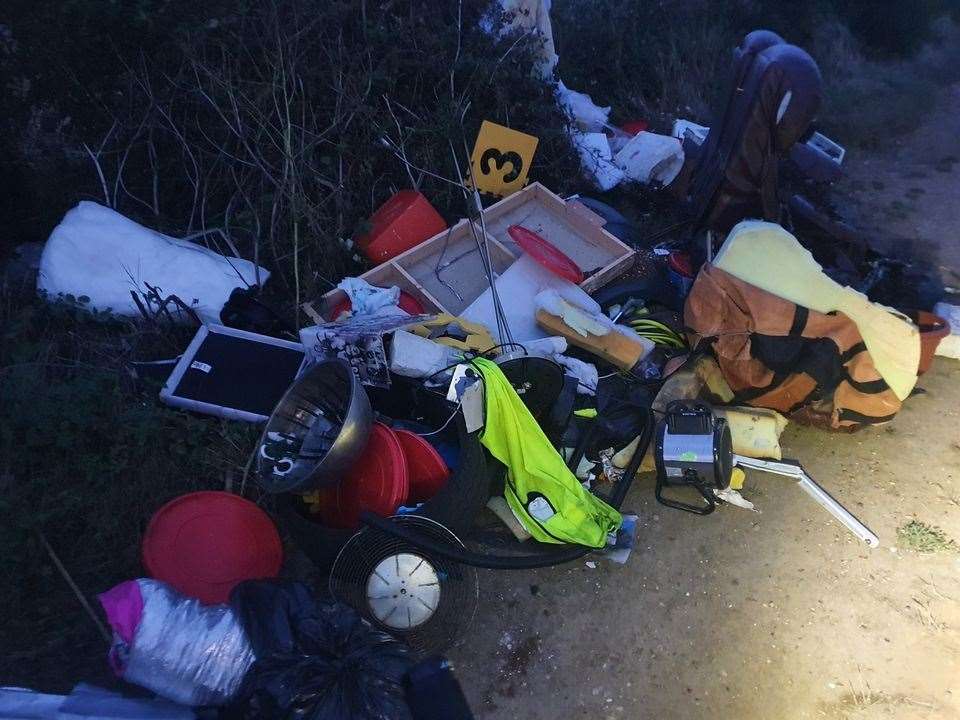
461;254;595;343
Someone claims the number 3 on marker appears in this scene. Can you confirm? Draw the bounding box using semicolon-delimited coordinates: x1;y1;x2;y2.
480;148;523;183
469;120;539;197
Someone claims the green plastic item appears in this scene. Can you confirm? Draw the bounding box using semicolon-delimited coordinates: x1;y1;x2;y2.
473;358;622;548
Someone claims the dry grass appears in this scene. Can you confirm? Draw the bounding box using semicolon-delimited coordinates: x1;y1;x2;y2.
896;520;957;553
814;16;960;148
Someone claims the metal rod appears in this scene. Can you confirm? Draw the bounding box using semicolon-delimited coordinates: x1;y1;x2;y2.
795;473;880;548
452;137;514;346
733;455;879;548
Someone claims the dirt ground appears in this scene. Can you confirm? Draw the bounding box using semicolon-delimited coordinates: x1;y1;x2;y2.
835;83;960;275
448;87;960;719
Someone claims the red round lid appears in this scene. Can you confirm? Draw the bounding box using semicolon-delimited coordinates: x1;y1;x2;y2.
393;429;450;503
329;290;425;320
326;423;409;529
621;120;649;136
667;251;694;278
142;491;282;605
508;225;584;284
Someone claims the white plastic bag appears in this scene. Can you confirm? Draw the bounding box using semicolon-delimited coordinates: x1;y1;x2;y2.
555;354;599;395
570;131;624;191
37;202;269;323
933;302;959;332
555;80;611;132
484;0;558;80
336;277;403;317
389;330;461;378
671;118;710;145
0;684;195;720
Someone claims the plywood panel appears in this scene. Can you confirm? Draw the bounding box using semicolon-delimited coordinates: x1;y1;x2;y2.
396;224;514;316
480;183;631;274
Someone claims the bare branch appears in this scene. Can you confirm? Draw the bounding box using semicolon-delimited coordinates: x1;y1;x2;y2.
82;120;118;207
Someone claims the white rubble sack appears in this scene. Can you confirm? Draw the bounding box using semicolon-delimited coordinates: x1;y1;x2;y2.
614;131;685;187
37;202;269;323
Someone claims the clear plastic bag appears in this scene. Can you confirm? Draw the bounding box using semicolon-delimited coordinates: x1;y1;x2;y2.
101;579;255;707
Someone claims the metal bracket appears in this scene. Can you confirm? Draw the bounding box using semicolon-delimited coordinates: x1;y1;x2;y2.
733;455;879;548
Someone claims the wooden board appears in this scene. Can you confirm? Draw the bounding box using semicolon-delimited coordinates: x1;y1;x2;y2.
392;221;516;316
535;309;647;371
308;182;635;321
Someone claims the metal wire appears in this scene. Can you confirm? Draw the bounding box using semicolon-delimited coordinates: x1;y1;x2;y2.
329;515;478;656
449;139;514;346
433;226;465;302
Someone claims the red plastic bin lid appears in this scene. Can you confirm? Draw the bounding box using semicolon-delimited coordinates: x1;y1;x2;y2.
329;290;425;320
142;491;282;605
508;225;584;284
324;423;409;529
667;251;694;278
621;120;649;136
394;429;450;503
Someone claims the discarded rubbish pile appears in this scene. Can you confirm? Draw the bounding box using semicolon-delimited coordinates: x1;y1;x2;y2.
21;12;960;717
90;578;460;719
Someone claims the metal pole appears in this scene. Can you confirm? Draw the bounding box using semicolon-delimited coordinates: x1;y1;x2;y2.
733;455;880;548
795;472;880;548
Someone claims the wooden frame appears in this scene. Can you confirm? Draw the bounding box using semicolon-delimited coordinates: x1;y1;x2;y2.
307;182;635;321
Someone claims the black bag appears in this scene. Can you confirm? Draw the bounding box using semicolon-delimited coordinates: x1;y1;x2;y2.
228;580;413;720
404;657;475;720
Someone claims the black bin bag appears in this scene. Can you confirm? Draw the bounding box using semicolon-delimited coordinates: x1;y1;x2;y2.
227;580;413;720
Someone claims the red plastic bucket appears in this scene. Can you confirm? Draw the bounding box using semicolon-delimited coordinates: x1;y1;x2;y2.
142;491;282;604
355;190;448;264
904;310;951;375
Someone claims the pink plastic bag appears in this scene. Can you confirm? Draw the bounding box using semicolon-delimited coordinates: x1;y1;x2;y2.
98;580;144;674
